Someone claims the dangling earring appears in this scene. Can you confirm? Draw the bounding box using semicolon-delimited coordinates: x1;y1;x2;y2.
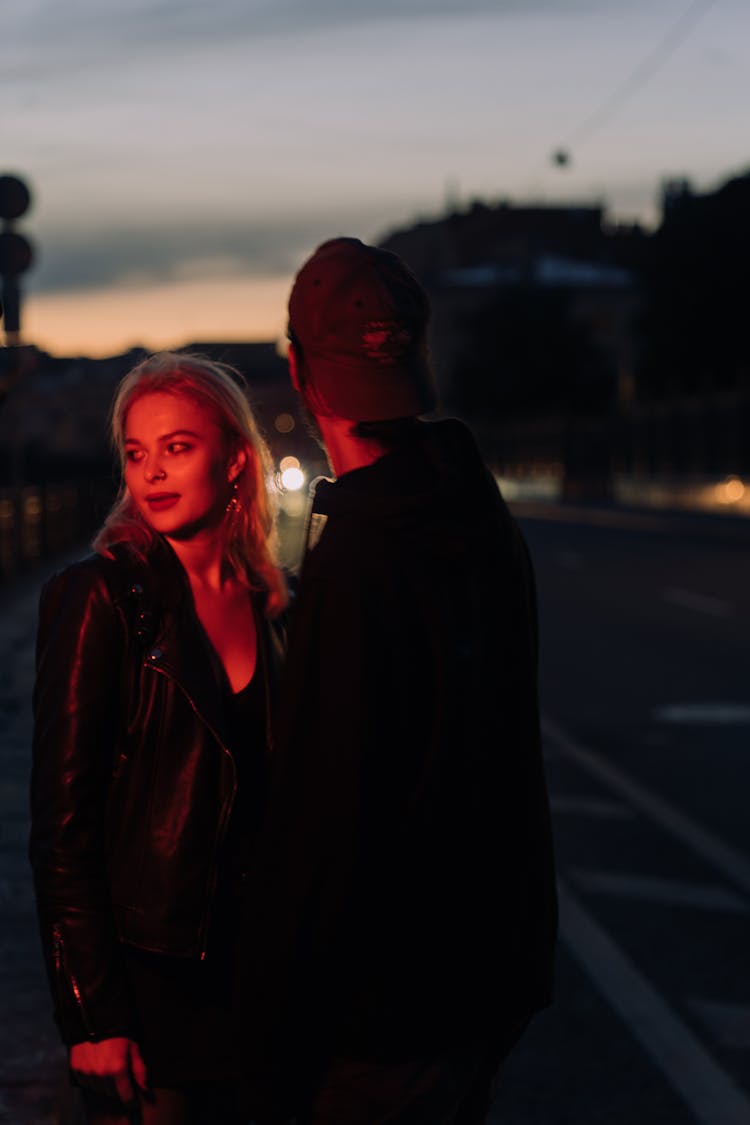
226;480;241;515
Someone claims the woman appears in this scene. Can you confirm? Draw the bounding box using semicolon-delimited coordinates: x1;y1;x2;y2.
30;352;288;1124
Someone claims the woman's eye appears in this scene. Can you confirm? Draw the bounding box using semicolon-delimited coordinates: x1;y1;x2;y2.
167;442;191;455
125;449;144;462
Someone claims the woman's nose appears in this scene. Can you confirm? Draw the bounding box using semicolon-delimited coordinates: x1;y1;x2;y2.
144;461;166;483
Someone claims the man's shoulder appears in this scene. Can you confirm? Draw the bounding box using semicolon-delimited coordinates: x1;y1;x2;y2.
301;518;378;591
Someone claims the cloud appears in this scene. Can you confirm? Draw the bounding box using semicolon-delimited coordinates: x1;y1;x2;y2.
3;0;584;73
27;203;410;295
28;219;308;294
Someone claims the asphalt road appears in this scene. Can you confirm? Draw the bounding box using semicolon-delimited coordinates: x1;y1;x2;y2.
489;507;750;1124
3;507;750;1124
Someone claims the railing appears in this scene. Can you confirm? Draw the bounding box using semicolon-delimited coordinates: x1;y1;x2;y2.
0;478;115;582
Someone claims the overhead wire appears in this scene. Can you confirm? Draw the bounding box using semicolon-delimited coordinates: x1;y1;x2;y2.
555;0;718;158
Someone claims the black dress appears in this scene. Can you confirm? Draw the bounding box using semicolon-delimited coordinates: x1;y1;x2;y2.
122;659;267;1088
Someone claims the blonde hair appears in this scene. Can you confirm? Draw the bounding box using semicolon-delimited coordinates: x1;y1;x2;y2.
93;351;288;616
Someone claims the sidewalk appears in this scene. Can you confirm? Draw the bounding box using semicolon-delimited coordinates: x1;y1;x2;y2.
0;548;87;1125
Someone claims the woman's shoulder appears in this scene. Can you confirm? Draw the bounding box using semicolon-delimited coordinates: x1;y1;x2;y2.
40;545;148;616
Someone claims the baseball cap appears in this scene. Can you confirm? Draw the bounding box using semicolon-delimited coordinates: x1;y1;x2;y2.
287;237;437;421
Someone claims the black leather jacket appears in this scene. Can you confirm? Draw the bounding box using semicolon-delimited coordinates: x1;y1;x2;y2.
29;539;285;1045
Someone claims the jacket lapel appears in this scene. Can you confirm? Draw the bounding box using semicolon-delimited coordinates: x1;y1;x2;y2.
138;540;231;749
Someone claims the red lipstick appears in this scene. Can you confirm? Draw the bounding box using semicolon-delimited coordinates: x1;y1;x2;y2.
145;493;180;512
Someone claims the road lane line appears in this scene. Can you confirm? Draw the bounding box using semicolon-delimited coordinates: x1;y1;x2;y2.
688;999;750;1050
654;702;750;725
570;869;749;913
663;587;732;617
558;879;750;1125
542;716;750;897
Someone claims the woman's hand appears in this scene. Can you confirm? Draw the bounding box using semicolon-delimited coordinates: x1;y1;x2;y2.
70;1037;149;1106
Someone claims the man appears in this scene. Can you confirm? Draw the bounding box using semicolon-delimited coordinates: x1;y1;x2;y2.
241;238;557;1124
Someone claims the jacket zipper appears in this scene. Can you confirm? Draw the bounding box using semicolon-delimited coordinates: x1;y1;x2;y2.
145;662;237;959
53;924;95;1038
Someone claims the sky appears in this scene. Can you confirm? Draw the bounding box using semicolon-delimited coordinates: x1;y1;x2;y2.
3;0;749;356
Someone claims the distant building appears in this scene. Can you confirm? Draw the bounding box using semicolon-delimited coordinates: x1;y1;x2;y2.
660;177;694;220
378;199;645;413
183;341;287;385
641;166;750;399
382;200;621;277
0;341;303;487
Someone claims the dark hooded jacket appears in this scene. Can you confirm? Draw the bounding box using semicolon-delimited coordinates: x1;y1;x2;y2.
241;418;557;1108
29;539;284;1045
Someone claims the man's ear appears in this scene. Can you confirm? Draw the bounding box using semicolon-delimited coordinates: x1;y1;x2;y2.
288;341;302;392
228;448;247;483
288;343;331;418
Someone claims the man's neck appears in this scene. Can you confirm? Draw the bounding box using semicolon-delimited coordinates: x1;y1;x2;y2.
316;414;388;477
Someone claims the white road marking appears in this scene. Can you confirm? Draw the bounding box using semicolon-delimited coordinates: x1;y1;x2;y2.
654;703;750;725
663;586;732;618
550;795;635;820
542;715;750;897
688;999;750;1050
570;869;749;914
559;879;750;1125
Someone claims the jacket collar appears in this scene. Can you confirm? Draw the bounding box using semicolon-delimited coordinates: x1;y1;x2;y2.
113;537;263;748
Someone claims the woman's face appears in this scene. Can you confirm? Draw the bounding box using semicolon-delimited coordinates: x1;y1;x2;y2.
123;391;244;540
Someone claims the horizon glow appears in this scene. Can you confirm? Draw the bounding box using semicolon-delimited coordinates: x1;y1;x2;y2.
4;0;749;355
